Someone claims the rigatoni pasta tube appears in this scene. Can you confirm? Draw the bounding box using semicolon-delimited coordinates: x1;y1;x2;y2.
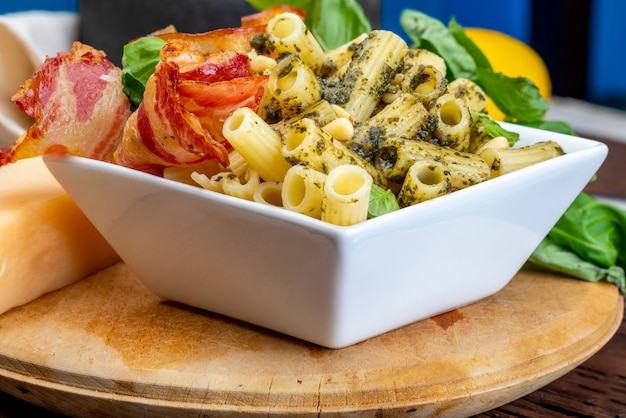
340;30;408;123
397;160;451;207
266;12;328;73
213;168;261;201
430;93;472;152
222;107;291;183
447;78;488;113
400;64;447;108
281;118;386;186
480;140;564;177
324;33;368;69
274;100;340;136
321;165;373;226
282;164;327;219
350;93;436;160
375;137;490;190
406;47;447;78
252;181;283;207
267;54;322;119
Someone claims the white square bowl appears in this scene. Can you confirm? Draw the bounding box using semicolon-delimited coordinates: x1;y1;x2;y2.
43;123;607;348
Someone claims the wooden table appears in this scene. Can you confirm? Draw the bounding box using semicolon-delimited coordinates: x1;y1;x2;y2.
0;138;624;417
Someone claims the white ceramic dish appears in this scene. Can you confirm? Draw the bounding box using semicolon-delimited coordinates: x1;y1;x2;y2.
43;123;607;348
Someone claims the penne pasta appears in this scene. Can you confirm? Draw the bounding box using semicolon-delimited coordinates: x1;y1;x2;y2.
281;117;386;186
339;30;408;123
479;140;565;177
400;64;448;108
252;181;283;207
223;107;292;183
321;164;373;226
430;93;472;152
406;47;447;78
446;78;488;113
226;149;248;178
282;164;327;218
277;99;340;131
265;12;329;74
191;171;223;193
267;54;322;119
349;93;436;161
397;160;451;207
324;33;368;69
375;137;491;191
222;168;261;201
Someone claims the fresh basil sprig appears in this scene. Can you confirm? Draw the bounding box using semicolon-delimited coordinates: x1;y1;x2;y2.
528;193;626;295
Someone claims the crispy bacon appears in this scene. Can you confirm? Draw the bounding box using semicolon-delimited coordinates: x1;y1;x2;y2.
156;26;266;56
7;42;131;164
113;31;268;173
178;75;268;144
113;58;228;172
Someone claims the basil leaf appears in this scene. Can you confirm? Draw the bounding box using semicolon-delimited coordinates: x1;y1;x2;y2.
547;192;626;269
368;184;400;218
447;17;492;72
473;112;520;146
122;36;166;109
516;120;578;136
399;10;475;80
246;0;370;51
527;238;626;295
475;67;549;123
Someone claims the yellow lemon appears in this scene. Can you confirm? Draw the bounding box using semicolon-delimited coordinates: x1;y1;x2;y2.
464;28;552;120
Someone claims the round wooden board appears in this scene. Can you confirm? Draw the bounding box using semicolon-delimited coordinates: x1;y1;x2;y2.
0;263;622;417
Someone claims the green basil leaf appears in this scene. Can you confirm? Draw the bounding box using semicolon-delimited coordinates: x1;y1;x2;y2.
121;36;167;109
516;120;578;136
548;192;626;269
473;112;520;146
475;67;549;123
399;9;475;80
447;17;492;72
527;238;626;295
368;184;400;218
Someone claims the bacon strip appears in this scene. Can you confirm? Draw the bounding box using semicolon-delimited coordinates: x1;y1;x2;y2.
8;42;131;164
178;75;268;144
113;29;269;173
156;26;266;56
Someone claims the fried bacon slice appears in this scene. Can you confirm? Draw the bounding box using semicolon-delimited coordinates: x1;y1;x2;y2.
113;33;268;173
7;42;131;164
178;74;268;145
155;26;266;57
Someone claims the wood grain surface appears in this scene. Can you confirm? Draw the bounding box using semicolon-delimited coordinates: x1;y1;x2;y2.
583;138;626;198
0;262;622;417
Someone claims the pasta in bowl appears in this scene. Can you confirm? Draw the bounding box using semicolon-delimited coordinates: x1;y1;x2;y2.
3;6;607;347
43;125;606;348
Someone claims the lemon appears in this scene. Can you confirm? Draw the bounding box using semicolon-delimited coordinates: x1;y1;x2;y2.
464;28;552;120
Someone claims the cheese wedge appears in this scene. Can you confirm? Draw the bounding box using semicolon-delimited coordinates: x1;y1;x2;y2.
0;157;120;314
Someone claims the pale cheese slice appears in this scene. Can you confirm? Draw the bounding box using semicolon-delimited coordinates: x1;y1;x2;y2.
0;157;121;314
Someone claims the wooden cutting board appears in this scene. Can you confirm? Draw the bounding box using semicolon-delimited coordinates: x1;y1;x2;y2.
0;262;622;417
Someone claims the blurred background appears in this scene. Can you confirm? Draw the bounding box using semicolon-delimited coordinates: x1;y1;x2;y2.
1;0;624;111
